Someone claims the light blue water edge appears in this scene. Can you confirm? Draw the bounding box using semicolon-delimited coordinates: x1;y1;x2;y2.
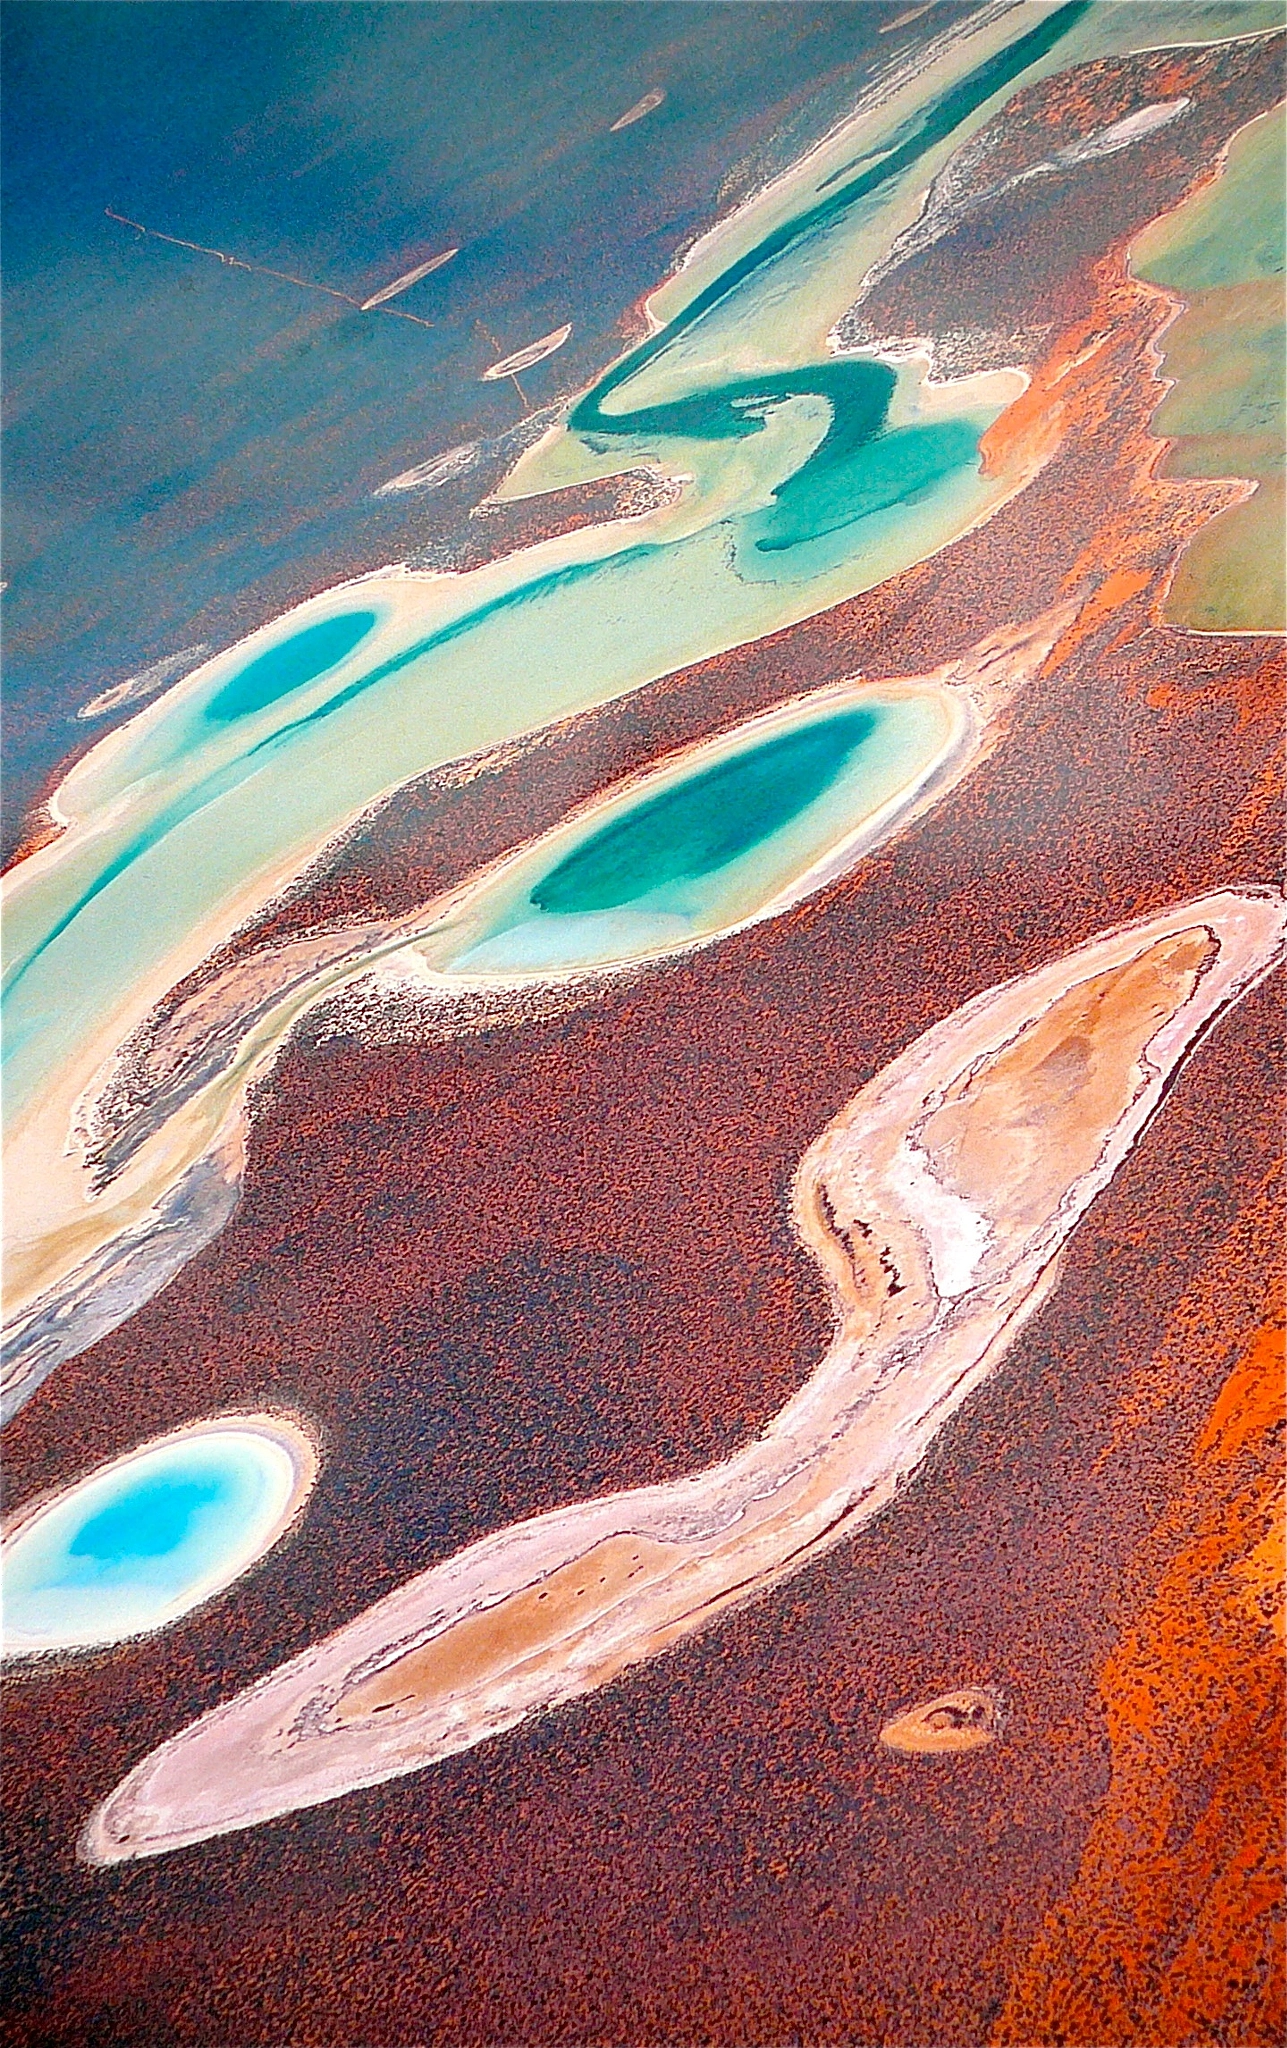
3;0;1065;1120
1;1420;316;1655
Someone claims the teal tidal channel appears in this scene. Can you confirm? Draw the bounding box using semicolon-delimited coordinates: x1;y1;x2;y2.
2;607;377;1003
532;705;881;914
569;0;1091;445
439;692;951;977
203;609;378;723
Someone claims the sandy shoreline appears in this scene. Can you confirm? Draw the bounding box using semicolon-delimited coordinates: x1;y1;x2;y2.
1;609;1067;1412
2;1410;319;1657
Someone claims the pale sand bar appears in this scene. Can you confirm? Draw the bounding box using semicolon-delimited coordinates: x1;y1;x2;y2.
81;887;1286;1863
1;608;1071;1419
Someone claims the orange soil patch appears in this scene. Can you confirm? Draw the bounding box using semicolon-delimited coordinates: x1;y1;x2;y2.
993;1290;1286;2048
922;929;1212;1227
337;1534;678;1725
878;1687;1002;1756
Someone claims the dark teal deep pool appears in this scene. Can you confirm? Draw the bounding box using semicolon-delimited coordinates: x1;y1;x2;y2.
532;705;881;914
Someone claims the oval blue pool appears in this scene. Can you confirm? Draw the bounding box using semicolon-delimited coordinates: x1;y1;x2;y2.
1;1416;317;1655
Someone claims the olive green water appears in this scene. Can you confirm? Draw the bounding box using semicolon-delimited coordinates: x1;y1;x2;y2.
1133;106;1286;632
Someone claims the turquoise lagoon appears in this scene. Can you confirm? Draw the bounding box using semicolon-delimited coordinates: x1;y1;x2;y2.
1;371;1002;1125
0;5;1108;1131
6;0;1272;1137
1;1419;315;1653
426;688;959;976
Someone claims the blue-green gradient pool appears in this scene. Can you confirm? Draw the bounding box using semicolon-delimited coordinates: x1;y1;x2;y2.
1;1417;316;1655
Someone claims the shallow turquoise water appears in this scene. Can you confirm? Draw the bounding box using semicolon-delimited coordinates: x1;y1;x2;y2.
750;415;983;556
6;605;383;1002
10;0;952;850
569;0;1091;441
1;467;988;1116
0;0;1103;1130
2;1426;304;1652
437;688;954;976
204;610;379;725
532;706;881;914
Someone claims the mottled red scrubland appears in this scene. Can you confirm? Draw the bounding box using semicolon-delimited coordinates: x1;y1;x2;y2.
3;30;1285;2048
143;26;1282;1002
4;987;1281;2048
855;34;1286;357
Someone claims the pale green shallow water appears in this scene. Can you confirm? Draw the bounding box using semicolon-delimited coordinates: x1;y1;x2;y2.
2;371;1004;1122
1133;103;1286;629
4;0;1281;1132
1135;104;1285;292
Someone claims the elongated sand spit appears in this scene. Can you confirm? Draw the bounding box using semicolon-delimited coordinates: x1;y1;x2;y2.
2;610;1066;1420
80;887;1287;1864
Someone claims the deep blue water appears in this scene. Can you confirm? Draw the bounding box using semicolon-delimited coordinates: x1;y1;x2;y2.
68;1472;225;1564
1;1;976;856
1;1427;302;1650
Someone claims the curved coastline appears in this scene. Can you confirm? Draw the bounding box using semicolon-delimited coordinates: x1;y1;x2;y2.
417;677;967;978
568;1;1091;436
1;0;1114;1410
1129;104;1286;633
2;16;1284;2038
2;0;1106;1089
6;1;1283;1425
2;340;1028;1108
0;609;1066;1421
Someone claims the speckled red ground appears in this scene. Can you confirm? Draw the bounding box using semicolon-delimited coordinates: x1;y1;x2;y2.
2;31;1284;2048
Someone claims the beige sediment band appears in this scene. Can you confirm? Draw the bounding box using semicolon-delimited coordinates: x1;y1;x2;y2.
2;607;1070;1419
878;1687;1003;1755
79;887;1286;1864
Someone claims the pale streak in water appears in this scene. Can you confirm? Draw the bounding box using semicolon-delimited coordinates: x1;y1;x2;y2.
481;323;573;381
7;4;1275;1402
360;249;458;311
5;0;1098;1389
80;888;1287;1864
102;210;438;329
610;89;666;133
77;646;214;722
